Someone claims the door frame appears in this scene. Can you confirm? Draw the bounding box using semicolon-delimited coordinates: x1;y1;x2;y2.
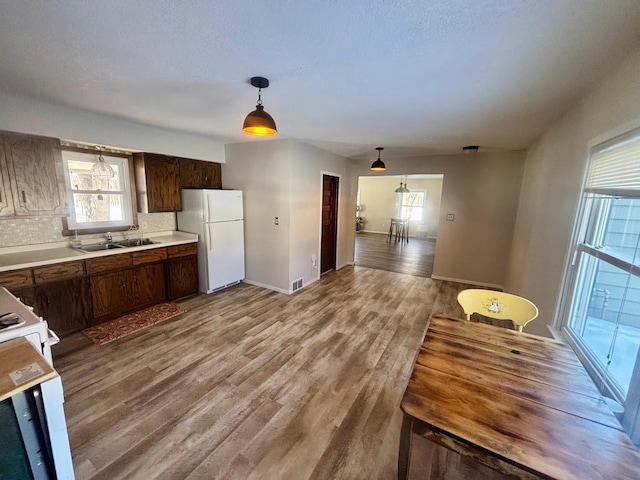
318;171;342;278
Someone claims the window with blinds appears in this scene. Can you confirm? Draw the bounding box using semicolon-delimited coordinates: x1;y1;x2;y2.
561;126;640;445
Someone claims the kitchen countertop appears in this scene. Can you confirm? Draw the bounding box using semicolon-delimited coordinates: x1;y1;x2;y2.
0;231;198;272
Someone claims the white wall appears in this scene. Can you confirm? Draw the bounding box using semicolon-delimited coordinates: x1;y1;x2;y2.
505;46;640;338
358;176;443;237
0;92;226;162
290;141;355;287
223;139;353;293
223;140;292;293
352;151;525;288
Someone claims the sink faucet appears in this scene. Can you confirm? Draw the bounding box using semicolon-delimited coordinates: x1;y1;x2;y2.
106;232;112;243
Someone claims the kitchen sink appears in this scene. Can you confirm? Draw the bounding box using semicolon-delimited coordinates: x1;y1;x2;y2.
114;238;157;248
74;243;126;252
73;238;157;253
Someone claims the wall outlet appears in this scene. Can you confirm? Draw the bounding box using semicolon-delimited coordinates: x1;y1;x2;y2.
274;217;279;225
446;214;455;221
311;254;317;267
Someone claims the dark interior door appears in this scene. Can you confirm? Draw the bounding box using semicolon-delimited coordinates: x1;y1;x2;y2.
321;174;339;274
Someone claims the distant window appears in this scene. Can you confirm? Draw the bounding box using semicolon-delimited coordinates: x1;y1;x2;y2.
400;190;426;222
61;149;133;231
560;126;640;444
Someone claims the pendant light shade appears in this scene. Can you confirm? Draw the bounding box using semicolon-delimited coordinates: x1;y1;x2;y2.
370;147;386;171
91;147;115;178
395;176;410;193
243;76;277;136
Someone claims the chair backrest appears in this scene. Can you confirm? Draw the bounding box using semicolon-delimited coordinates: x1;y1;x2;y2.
456;289;539;332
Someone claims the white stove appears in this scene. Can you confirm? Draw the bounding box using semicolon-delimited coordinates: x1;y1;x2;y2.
0;288;59;363
0;287;74;479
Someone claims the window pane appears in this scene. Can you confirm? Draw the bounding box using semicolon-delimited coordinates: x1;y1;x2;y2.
569;254;640;395
72;193;125;223
68;159;122;191
599;197;640;264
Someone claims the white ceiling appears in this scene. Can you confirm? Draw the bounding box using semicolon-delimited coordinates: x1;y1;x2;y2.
1;1;639;160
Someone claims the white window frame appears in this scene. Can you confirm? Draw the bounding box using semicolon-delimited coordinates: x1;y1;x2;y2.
61;149;134;232
557;123;640;445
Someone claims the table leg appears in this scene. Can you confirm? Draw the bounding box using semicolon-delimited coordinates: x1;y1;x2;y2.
387;222;394;243
398;413;413;480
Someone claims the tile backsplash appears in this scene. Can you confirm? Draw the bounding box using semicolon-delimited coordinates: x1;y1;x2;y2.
0;213;177;248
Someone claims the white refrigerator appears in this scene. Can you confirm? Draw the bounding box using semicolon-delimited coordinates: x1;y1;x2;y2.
177;189;245;293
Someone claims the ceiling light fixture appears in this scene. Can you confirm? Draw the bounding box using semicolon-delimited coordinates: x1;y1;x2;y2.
91;146;115;178
370;147;386;171
243;76;277;136
462;145;479;154
395;175;410;193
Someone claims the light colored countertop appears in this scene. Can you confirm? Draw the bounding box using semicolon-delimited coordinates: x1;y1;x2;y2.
0;231;198;272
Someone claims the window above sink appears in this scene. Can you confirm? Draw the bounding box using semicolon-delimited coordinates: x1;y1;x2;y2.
60;146;138;235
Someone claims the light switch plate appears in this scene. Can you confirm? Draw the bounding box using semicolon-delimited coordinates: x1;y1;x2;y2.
446;214;455;221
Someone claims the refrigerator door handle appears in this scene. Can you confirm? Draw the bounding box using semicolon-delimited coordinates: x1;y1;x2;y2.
207;224;214;251
205;192;211;222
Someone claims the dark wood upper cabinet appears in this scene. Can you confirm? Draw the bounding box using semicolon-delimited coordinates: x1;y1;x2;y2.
179;158;222;189
134;153;182;213
179;157;203;188
0;131;67;217
200;161;221;188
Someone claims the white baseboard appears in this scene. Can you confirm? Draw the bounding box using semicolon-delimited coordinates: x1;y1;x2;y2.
242;279;289;295
362;229;387;235
244;276;322;295
336;261;354;270
430;275;503;290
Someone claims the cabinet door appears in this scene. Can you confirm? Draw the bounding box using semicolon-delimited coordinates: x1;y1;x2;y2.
131;263;166;307
179;157;203;188
0;137;15;216
201;161;222;189
167;255;198;300
2;132;67;216
36;278;92;335
90;271;129;319
143;154;181;212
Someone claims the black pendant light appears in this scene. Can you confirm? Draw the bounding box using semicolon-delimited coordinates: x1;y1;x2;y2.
370;147;386;171
462;145;479;154
243;76;277;136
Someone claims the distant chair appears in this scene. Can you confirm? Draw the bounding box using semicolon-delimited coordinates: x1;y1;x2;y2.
456;289;539;332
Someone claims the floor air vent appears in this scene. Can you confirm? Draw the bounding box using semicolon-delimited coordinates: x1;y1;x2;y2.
292;278;303;292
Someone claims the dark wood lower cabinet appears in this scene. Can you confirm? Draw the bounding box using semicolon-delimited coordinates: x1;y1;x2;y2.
167;255;198;299
132;263;166;307
35;278;92;336
91;263;166;320
6;243;198;336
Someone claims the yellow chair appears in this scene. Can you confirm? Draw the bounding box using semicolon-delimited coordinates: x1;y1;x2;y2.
456;289;539;332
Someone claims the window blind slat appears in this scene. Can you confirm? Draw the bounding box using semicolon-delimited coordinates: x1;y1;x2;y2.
587;128;640;190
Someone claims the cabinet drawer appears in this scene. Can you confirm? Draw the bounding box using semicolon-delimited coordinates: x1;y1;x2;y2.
86;253;132;275
168;243;197;258
33;260;84;284
132;247;167;266
0;268;34;290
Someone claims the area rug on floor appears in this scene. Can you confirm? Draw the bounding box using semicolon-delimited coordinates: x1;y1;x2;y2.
82;302;187;345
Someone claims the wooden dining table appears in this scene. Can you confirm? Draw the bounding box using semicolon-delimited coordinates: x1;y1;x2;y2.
398;314;640;480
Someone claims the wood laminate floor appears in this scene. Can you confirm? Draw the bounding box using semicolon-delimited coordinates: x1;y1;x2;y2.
54;266;471;480
354;232;436;277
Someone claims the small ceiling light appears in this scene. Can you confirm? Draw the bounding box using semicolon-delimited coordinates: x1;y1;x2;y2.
462;145;479;154
370;147;386;171
243;76;277;136
395;175;410;193
91;146;115;178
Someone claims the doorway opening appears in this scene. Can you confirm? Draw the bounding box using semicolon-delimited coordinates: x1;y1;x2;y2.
355;174;444;277
321;174;339;275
